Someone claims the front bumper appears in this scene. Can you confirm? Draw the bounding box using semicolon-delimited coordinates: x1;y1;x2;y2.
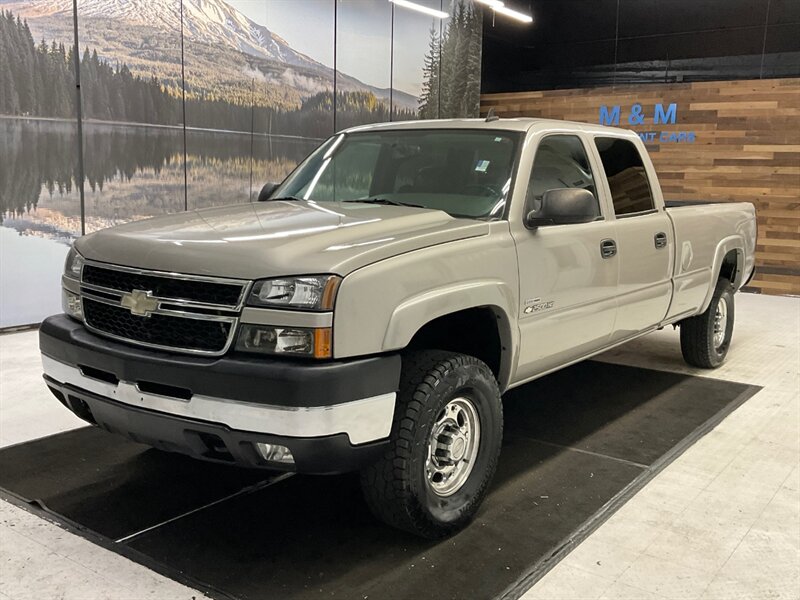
40;315;400;473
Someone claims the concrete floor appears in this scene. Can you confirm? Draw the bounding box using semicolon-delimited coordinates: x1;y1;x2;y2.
0;292;798;600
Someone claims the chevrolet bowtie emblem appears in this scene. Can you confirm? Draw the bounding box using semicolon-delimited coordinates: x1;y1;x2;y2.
120;289;160;317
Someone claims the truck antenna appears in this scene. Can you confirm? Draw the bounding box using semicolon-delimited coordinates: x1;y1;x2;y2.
485;107;500;122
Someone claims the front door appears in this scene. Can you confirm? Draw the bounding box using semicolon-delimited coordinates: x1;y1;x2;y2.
512;134;619;382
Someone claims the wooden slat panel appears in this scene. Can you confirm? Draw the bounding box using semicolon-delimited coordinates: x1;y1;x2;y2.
481;78;800;296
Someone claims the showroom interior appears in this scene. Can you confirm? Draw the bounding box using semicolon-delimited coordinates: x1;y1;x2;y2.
0;0;798;598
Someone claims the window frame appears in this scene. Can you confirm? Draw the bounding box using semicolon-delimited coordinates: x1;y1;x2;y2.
522;132;606;230
591;135;658;219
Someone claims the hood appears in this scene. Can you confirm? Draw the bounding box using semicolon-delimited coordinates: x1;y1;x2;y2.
75;200;489;279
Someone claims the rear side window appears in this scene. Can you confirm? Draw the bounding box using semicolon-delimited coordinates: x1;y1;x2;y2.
594;137;655;216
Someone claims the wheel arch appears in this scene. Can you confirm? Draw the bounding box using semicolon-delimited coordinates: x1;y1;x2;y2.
382;282;517;390
699;237;745;313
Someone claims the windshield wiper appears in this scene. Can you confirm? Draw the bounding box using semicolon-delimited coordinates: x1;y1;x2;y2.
268;196;305;201
342;198;426;209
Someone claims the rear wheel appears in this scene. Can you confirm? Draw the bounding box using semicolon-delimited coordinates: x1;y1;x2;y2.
360;350;502;538
680;278;735;368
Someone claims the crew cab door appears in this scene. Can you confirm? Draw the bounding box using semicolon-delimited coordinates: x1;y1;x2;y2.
592;136;673;340
511;134;619;381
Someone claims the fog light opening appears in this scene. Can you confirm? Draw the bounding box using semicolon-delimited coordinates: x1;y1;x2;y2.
254;442;295;464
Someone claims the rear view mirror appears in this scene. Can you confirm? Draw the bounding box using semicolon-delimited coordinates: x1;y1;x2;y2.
257;182;280;202
526;188;599;227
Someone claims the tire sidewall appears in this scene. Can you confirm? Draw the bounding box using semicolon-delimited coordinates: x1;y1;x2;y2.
408;359;502;528
707;283;735;365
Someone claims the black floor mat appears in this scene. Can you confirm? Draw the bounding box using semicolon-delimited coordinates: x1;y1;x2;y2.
0;361;759;600
0;427;279;541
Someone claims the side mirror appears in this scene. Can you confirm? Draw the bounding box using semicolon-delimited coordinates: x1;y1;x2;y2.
257;182;280;202
526;188;599;227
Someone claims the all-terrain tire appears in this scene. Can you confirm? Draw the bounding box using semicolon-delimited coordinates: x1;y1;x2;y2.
680;278;735;368
360;350;503;538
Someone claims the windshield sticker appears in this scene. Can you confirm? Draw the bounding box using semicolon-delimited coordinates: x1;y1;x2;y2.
475;160;490;172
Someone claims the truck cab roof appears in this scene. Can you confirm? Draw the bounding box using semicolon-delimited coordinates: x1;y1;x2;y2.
342;117;638;138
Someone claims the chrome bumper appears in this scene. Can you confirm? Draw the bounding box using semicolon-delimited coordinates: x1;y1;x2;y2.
42;355;396;445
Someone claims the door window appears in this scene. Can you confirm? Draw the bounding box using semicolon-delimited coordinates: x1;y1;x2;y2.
526;135;597;214
594;137;655;216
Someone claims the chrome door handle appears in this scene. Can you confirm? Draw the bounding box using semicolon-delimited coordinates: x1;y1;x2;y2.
600;239;617;259
654;232;668;249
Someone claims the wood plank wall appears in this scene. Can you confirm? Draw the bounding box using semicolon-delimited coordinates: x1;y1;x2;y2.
481;78;800;296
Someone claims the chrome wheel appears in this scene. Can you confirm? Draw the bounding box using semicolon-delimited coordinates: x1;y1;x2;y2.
425;397;481;497
713;296;728;349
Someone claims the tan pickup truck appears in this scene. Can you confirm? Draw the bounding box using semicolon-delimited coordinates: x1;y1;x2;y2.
40;117;756;537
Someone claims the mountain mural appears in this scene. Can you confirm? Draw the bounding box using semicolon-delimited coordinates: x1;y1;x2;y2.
0;0;484;329
0;0;418;112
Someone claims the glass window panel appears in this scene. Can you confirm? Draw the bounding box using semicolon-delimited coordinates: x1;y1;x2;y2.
79;0;185;230
527;135;597;214
277;129;520;219
184;0;259;209
248;0;334;196
335;0;392;129
439;0;483;118
595;137;655;216
392;0;445;120
0;5;80;326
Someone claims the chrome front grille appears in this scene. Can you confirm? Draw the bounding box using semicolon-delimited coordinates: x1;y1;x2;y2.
79;262;249;355
82;264;245;308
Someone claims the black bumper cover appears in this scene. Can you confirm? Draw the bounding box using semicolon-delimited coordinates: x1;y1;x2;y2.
39;315;400;474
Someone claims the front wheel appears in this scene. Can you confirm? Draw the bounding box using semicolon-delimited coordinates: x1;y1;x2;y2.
680;278;735;368
360;351;503;538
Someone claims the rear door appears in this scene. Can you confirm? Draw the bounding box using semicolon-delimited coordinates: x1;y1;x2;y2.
592;136;673;340
512;133;619;381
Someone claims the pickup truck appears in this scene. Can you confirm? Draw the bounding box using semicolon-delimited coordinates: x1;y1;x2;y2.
40;117;756;538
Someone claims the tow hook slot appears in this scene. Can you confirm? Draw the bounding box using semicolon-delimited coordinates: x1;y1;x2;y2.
196;432;234;462
79;365;119;385
67;394;97;425
136;380;193;401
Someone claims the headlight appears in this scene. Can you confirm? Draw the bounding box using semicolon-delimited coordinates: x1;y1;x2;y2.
64;247;84;280
235;324;332;359
247;275;340;311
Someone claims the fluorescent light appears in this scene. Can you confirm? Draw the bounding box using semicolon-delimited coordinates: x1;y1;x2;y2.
475;0;533;23
389;0;449;19
494;4;533;22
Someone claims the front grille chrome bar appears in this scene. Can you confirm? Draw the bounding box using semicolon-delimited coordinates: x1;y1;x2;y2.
81;290;239;324
81;260;251;311
78;261;251;356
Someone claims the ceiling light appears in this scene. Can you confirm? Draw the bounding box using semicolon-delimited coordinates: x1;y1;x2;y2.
475;0;533;23
494;4;533;22
389;0;449;19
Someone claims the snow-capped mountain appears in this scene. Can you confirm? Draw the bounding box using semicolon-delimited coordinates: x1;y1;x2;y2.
2;0;321;70
1;0;419;110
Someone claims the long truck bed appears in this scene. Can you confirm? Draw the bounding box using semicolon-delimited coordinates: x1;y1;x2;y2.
665;201;757;321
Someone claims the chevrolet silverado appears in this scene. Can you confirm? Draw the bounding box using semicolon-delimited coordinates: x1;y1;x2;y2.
40;117;757;537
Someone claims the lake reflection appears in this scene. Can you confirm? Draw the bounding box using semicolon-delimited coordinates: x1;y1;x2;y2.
0;118;320;328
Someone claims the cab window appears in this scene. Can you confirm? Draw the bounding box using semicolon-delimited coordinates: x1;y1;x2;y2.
526;135;597;215
594;137;655;216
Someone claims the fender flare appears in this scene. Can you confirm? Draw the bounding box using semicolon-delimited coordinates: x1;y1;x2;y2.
382;280;518;390
699;235;745;313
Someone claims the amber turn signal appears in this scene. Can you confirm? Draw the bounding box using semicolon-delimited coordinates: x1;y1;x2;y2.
313;327;333;359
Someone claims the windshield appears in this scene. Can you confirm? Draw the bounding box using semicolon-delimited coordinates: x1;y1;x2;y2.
273;129;521;219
